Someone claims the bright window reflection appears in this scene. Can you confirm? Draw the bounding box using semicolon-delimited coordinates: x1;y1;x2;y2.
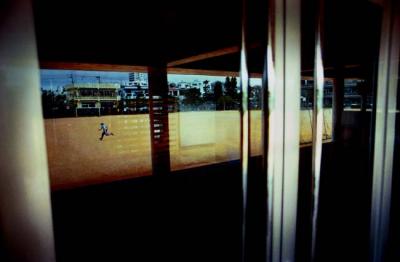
40;70;152;189
167;74;241;171
41;70;351;188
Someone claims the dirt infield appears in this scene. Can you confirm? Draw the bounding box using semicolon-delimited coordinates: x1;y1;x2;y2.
44;110;332;189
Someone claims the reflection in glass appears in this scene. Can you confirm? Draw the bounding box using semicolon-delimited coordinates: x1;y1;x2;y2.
40;70;152;189
167;74;241;171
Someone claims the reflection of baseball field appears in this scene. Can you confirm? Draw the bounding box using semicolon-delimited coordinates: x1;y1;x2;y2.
45;109;332;190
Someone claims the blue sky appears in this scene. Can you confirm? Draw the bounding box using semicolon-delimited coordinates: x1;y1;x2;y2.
40;70;129;90
40;69;261;91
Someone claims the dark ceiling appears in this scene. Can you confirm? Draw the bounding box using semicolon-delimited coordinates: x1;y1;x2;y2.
33;0;243;66
33;0;382;75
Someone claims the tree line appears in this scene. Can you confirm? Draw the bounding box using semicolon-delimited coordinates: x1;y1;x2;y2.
180;76;261;110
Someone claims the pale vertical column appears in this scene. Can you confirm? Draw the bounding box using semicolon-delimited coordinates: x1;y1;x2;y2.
271;0;285;260
0;0;56;261
281;0;301;260
370;0;399;261
240;1;250;261
267;0;301;261
265;24;276;262
311;0;325;261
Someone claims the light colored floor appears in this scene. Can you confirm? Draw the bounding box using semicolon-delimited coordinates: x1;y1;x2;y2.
45;109;332;189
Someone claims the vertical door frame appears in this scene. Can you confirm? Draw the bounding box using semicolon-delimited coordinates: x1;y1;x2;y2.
370;0;400;261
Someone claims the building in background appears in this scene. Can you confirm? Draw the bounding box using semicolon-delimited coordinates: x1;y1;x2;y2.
119;83;150;113
65;83;120;116
129;72;147;86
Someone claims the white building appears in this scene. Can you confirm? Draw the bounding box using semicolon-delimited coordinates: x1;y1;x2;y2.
65;83;120;116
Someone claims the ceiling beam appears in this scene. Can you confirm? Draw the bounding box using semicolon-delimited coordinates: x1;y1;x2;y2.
167;46;240;67
40;61;148;72
168;67;238;77
168;68;262;78
167;42;261;67
41;61;364;80
39;61;263;78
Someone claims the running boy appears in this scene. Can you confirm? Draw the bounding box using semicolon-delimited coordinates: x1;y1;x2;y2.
99;122;114;140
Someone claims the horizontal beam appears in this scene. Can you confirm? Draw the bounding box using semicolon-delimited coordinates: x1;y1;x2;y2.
40;61;148;72
40;61;263;78
169;67;239;76
167;43;261;67
41;61;383;79
169;68;264;78
301;64;362;73
167;46;240;67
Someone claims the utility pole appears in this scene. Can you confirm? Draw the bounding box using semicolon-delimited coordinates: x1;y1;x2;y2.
69;74;75;84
